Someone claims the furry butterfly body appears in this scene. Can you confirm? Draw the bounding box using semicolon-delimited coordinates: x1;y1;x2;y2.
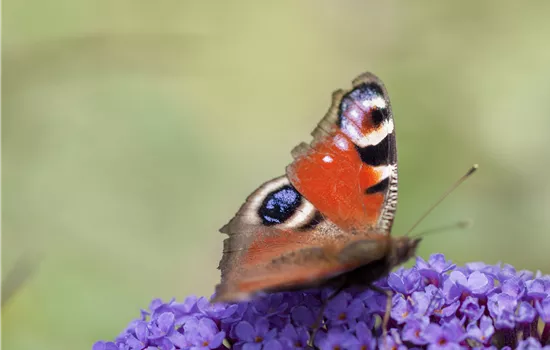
214;72;420;302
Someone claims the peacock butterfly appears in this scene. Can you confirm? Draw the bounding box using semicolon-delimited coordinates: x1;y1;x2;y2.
213;72;420;303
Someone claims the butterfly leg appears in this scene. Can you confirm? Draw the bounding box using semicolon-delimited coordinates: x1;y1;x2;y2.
369;284;393;348
308;282;348;347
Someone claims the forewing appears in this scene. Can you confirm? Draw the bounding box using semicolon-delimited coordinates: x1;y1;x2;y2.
287;72;398;234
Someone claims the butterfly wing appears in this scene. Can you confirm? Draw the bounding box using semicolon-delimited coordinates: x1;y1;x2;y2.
215;72;398;301
215;176;388;301
287;72;398;233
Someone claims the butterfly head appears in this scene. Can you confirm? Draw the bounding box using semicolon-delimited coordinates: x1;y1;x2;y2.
390;236;422;266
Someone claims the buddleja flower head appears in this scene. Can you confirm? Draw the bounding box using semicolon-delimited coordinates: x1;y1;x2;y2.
94;254;550;349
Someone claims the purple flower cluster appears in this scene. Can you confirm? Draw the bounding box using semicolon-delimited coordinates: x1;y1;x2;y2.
94;254;550;349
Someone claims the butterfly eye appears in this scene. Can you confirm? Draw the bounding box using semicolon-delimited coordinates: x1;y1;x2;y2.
393;238;422;265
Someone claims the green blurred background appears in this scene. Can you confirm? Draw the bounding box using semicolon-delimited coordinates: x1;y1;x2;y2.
4;1;550;348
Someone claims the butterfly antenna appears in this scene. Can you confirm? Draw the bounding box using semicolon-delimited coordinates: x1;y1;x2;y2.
410;219;472;239
404;164;478;237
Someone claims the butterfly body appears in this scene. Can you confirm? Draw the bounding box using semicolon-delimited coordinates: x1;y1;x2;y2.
214;72;419;302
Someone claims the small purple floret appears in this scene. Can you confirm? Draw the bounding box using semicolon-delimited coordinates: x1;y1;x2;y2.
94;254;550;349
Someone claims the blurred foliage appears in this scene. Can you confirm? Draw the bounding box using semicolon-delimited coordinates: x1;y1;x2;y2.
3;1;550;349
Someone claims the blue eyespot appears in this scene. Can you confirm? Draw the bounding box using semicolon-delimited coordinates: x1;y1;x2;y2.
258;185;302;226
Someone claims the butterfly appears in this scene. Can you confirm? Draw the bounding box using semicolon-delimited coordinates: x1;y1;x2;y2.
213;72;421;303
